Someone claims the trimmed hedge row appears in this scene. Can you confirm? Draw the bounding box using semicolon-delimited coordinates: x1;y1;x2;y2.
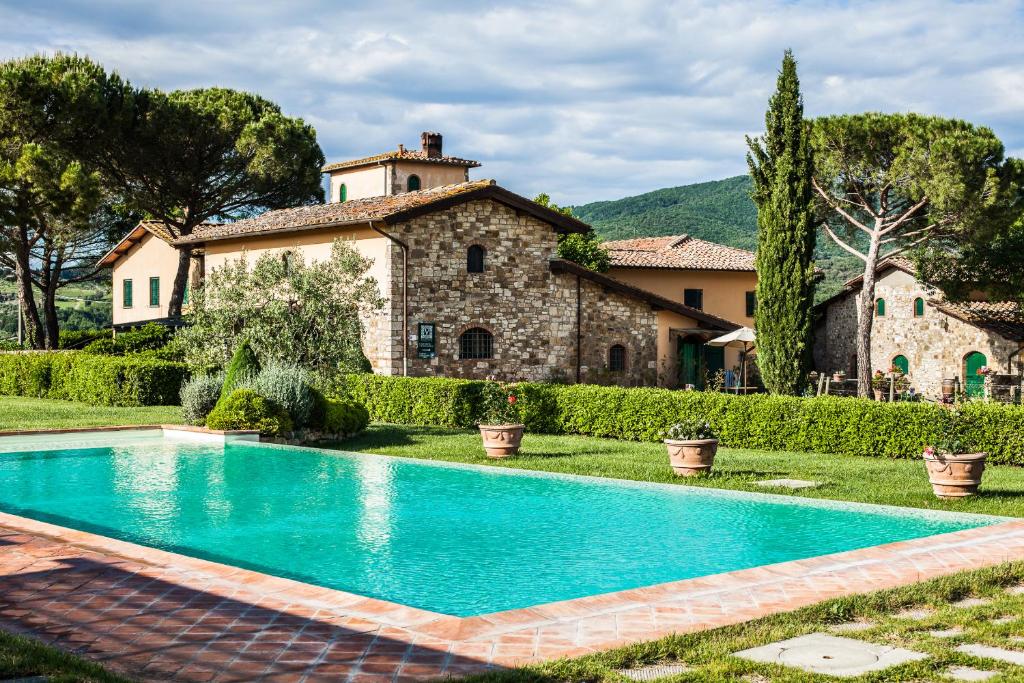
0;352;187;406
343;374;1024;465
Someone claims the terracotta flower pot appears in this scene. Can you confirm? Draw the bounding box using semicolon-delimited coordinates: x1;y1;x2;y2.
873;389;884;401
664;438;719;476
923;452;987;499
833;373;845;382
479;424;524;458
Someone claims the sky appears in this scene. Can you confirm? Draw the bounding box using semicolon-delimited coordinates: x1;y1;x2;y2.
1;0;1023;205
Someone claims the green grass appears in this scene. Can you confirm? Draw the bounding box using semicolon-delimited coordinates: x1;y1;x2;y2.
0;396;181;431
0;629;132;682
462;562;1024;683
339;424;1024;518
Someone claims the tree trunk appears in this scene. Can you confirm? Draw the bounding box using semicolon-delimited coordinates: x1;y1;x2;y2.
855;234;882;398
167;247;192;318
41;284;59;350
13;238;43;349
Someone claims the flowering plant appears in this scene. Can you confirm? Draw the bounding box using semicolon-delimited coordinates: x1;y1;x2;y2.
977;366;995;377
665;419;717;441
871;370;888;390
924;409;967;457
480;382;522;425
888;364;905;377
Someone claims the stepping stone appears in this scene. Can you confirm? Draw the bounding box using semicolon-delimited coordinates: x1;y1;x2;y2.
930;627;965;638
896;607;934;620
945;666;999;681
957;643;1024;665
1007;585;1024;595
733;633;928;677
830;619;875;633
991;616;1016;625
755;478;819;489
616;663;691;681
951;597;990;609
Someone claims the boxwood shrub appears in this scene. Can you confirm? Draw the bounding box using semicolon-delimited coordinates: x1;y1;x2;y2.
0;351;187;406
342;374;1024;465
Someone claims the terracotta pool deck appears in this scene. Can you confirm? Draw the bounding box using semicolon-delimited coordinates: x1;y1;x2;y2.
2;511;1023;682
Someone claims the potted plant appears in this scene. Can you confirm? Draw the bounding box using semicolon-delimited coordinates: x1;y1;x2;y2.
663;419;719;476
832;370;846;383
478;383;524;458
871;370;887;401
922;412;987;499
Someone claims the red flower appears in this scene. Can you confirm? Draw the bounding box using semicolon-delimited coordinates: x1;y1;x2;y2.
507;395;517;404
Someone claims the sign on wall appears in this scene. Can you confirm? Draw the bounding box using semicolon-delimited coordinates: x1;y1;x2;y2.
417;322;436;359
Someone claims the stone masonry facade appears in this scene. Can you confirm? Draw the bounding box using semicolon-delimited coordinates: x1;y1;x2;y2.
367;199;659;385
815;267;1021;397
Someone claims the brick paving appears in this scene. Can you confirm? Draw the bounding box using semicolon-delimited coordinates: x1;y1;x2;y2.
2;512;1024;682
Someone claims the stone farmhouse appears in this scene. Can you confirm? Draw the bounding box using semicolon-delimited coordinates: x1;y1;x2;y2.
814;257;1024;398
100;133;764;388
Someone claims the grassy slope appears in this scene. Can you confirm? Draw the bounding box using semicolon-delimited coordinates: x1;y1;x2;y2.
0;396;181;431
572;175;864;302
340;424;1024;518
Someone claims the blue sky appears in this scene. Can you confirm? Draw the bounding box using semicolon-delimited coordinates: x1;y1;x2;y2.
2;0;1023;205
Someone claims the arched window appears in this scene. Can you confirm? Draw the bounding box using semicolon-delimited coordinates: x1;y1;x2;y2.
892;354;909;375
467;245;485;273
914;297;925;317
876;298;886;316
608;344;626;372
459;327;493;359
338;183;347;202
407;174;421;192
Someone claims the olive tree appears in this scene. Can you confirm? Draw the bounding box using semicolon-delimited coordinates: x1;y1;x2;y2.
176;239;385;380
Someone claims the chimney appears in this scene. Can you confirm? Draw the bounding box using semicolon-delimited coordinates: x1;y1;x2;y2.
421;131;442;158
397;143;405;154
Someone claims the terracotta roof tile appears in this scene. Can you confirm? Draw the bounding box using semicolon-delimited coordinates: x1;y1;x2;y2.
176;180;590;245
929;300;1024;342
605;234;756;271
322;149;481;173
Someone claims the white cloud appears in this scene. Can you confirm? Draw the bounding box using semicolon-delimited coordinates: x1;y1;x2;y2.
1;0;1023;204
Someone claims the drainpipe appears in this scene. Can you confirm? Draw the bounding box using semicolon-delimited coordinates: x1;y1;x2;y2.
370;221;409;376
575;274;582;383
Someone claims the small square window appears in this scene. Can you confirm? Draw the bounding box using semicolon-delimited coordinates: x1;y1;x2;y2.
684;289;703;310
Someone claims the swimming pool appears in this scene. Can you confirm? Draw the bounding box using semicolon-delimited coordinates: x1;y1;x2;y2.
0;431;998;616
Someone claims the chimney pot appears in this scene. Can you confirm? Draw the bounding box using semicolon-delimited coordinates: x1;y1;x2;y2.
421;131;442;158
397;143;405;154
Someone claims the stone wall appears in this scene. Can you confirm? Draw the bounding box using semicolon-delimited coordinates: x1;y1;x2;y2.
814;268;1021;397
374;199;659;385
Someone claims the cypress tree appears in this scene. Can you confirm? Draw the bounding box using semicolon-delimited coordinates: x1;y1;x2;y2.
746;50;816;395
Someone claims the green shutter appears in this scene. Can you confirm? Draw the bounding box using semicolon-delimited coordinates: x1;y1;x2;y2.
339;184;347;202
914;297;924;317
122;279;133;308
149;277;160;307
964;352;987;397
892;354;909;375
745;291;756;317
876;298;885;316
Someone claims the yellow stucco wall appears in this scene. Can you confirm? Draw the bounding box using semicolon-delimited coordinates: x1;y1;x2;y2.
328;162;469;202
111;232;183;325
655;310;744;388
329;166;388;202
391;162;468;193
608;267;757;326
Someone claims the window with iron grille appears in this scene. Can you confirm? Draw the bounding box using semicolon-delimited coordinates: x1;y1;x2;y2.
459;327;493;359
608;344;626;372
467;245;485;273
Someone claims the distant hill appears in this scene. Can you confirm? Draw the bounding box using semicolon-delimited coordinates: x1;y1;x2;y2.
572;175;862;301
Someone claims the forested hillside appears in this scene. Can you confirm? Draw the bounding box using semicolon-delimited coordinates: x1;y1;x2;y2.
572;175;861;300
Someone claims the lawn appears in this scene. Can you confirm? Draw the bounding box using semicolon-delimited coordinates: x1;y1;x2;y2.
339;424;1024;518
0;396;181;431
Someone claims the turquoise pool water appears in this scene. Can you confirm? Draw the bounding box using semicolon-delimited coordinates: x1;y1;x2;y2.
0;433;996;616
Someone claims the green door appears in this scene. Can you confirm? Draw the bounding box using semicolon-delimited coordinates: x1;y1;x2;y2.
679;339;702;389
964;352;987;397
706;345;725;378
892;355;909;375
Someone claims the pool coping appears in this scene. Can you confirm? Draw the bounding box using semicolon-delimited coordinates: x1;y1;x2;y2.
3;426;1024;680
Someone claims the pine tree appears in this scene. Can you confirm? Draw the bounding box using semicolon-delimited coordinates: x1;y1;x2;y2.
746;50;817;395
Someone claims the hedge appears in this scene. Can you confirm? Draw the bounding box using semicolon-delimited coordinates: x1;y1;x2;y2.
343;374;1024;466
0;352;187;407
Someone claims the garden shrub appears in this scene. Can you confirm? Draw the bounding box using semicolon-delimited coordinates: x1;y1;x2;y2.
83;337;117;354
205;389;292;436
341;374;1024;465
322;398;370;436
242;362;318;428
219;341;260;403
58;328;111;349
81;323;172;356
0;351;187;406
180;373;225;426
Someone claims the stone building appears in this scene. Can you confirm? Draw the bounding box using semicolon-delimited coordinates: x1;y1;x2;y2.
102;177;737;387
604;236;758;388
814;257;1024;398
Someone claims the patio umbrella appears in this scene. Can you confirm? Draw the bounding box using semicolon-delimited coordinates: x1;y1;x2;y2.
707;327;756;392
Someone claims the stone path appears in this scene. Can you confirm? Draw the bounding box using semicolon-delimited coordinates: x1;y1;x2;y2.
734;633;927;677
2;512;1024;682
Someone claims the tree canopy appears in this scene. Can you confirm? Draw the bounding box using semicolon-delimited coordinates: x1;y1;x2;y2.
534;193;610;272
